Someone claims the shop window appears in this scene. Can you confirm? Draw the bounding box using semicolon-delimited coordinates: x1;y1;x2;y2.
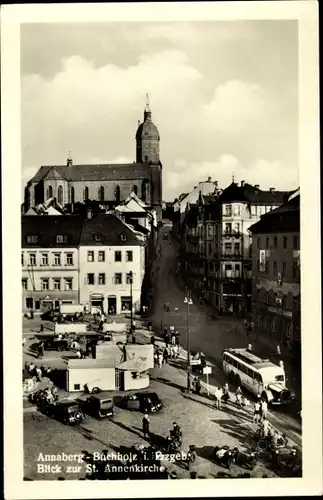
35;301;41;310
121;297;132;312
54;301;60;309
26;297;34;309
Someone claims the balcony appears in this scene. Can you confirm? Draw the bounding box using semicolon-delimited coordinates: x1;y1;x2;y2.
222;231;242;238
223;271;241;279
220;253;243;260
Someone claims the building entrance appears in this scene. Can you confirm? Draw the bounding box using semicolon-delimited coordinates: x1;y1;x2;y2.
108;296;117;315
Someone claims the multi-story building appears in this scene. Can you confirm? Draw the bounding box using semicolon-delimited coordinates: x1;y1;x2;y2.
21;212;146;314
79;212;145;314
249;190;300;346
181;180;291;316
21;216;83;312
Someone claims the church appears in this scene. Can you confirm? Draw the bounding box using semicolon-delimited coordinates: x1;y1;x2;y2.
23;97;163;222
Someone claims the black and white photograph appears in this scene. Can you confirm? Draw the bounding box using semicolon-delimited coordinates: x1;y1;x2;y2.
2;2;321;499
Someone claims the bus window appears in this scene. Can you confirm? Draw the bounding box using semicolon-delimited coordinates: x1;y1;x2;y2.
247;368;254;378
275;375;284;382
223;354;228;363
255;372;263;383
240;364;247;374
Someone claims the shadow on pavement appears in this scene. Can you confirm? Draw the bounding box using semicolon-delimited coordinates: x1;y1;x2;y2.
211;419;254;448
110;419;143;440
151;376;184;392
195;445;215;463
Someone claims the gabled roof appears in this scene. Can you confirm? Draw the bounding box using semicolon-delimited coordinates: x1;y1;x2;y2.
218;182;289;205
22;215;84;248
29;163;150;183
249;194;300;234
79;214;141;246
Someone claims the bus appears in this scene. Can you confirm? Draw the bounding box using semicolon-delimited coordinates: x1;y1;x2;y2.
222;348;294;406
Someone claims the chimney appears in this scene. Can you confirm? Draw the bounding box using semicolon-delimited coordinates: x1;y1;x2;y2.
270;187;275;193
255;184;259;189
207;176;212;182
86;208;92;219
241;180;245;187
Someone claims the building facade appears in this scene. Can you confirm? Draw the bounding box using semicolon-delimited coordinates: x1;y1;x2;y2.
23;98;163;222
21;213;146;314
180;181;291;316
249;190;300;346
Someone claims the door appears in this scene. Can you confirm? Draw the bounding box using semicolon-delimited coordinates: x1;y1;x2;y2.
108;297;117;314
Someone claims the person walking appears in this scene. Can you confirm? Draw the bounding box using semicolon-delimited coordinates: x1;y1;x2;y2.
276;344;281;356
142;413;150;438
236;386;242;407
261;417;270;441
150;335;155;346
222;383;230;404
195;377;201;395
35;366;42;382
253;400;261;424
158;351;163;368
214;387;223;410
171;333;176;346
163;347;169;364
260;399;268;422
279;360;284;371
247;343;252;352
40;323;44;333
37;341;44;359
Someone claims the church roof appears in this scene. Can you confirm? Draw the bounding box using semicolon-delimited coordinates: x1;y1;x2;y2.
29;163;150;184
136;121;160;140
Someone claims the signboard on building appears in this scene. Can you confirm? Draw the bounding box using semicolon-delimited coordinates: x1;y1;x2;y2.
259;250;266;272
268;306;293;318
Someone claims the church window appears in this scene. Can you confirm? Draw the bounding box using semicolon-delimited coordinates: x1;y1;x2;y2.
132;185;138;195
57;185;63;205
47;185;53;200
70;186;75;204
115;185;121;203
141;180;148;202
98;186;104;201
84;186;89;201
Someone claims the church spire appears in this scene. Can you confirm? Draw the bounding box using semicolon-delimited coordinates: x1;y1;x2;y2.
144;93;152;122
67;150;73;167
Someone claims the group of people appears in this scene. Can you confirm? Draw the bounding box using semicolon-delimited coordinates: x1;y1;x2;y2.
154;344;180;368
163;325;180;347
212;383;250;410
25;362;52;381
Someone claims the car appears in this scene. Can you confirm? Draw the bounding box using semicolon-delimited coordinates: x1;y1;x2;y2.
121;392;163;413
81;394;114;419
43;338;70;352
38;398;85;425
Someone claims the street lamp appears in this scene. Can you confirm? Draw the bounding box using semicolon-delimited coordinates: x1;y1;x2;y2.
129;271;133;331
184;291;193;393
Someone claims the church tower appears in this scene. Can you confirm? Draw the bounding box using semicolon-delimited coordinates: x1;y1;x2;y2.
136;94;160;164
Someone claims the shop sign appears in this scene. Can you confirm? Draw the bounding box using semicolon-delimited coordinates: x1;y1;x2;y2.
268;306;292;318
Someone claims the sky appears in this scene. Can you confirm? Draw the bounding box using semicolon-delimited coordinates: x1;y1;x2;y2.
21;21;299;201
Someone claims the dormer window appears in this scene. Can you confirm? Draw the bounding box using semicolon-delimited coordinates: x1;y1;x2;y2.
56;234;68;243
27;235;38;244
94;233;102;242
120;234;127;242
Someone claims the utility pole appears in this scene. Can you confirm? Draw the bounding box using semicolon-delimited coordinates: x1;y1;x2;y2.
184;291;193;393
129;270;133;332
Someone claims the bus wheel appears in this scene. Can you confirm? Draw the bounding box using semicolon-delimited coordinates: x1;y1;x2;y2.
235;375;241;387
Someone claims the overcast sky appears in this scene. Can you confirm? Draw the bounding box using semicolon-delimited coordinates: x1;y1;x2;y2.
21;21;299;201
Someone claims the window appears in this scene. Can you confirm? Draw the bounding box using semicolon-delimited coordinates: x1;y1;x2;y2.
251;205;256;216
29;253;36;266
255;372;263;383
126;251;133;262
115;251;122;262
257;237;260;249
87;273;95;285
234;223;240;234
57;185;63;205
98;273;105;285
98;251;105;262
282;262;287;276
283;236;288;249
65;253;73;265
53;253;61;266
41;278;49;290
56;234;68;243
115;185;121;203
234;205;241;216
98;186;104;202
27;235;38;244
126;272;133;284
265;237;269;249
224;243;231;255
64;278;73;291
266;291;269;304
132;185;138;195
41;253;48;266
94;233;102;242
225;205;232;216
115;273;122;284
208;226;212;236
84;186;89;201
292;259;299;278
234;242;240;255
22;278;28;290
121;296;132;312
274;236;277;248
53;279;61;290
70;186;75;204
273;261;277;276
21;253;24;266
247;368;255;379
74;384;80;391
26;297;34;309
144;155;148;162
87;251;94;262
208;243;212;254
293;235;298;249
120;234;127;242
35;300;41;310
225;223;232;234
47;185;53;199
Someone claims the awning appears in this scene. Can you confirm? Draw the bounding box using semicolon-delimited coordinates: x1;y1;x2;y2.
90;294;103;299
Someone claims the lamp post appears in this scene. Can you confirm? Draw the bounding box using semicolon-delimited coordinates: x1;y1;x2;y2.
129;271;133;332
184;291;193;393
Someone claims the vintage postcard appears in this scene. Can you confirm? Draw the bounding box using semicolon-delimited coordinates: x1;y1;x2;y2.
2;1;322;499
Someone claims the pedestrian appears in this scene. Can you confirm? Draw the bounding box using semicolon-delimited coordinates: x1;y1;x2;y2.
247;343;252;352
260;399;268;421
214;387;223;410
276;344;281;356
171;334;176;346
279;360;284;371
154;352;158;367
222;383;230;404
40;323;44;333
163;347;169;364
253;400;261;424
174;344;180;358
175;334;180;347
142;413;150;438
236;386;242;407
37;341;44;359
150;335;155;346
132;333;136;344
261;417;270;439
163;325;168;337
187;445;197;475
158;351;163;368
35;366;42;382
76;350;82;359
195;377;201;395
22;337;26;347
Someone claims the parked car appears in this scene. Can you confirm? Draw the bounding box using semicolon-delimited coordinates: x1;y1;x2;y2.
81;394;114;419
38;398;85;425
43;338;70;352
121;392;163;413
41;309;60;322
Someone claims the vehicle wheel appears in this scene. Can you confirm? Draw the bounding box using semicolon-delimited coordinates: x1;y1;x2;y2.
74;411;82;422
235;375;241;387
92;387;100;394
